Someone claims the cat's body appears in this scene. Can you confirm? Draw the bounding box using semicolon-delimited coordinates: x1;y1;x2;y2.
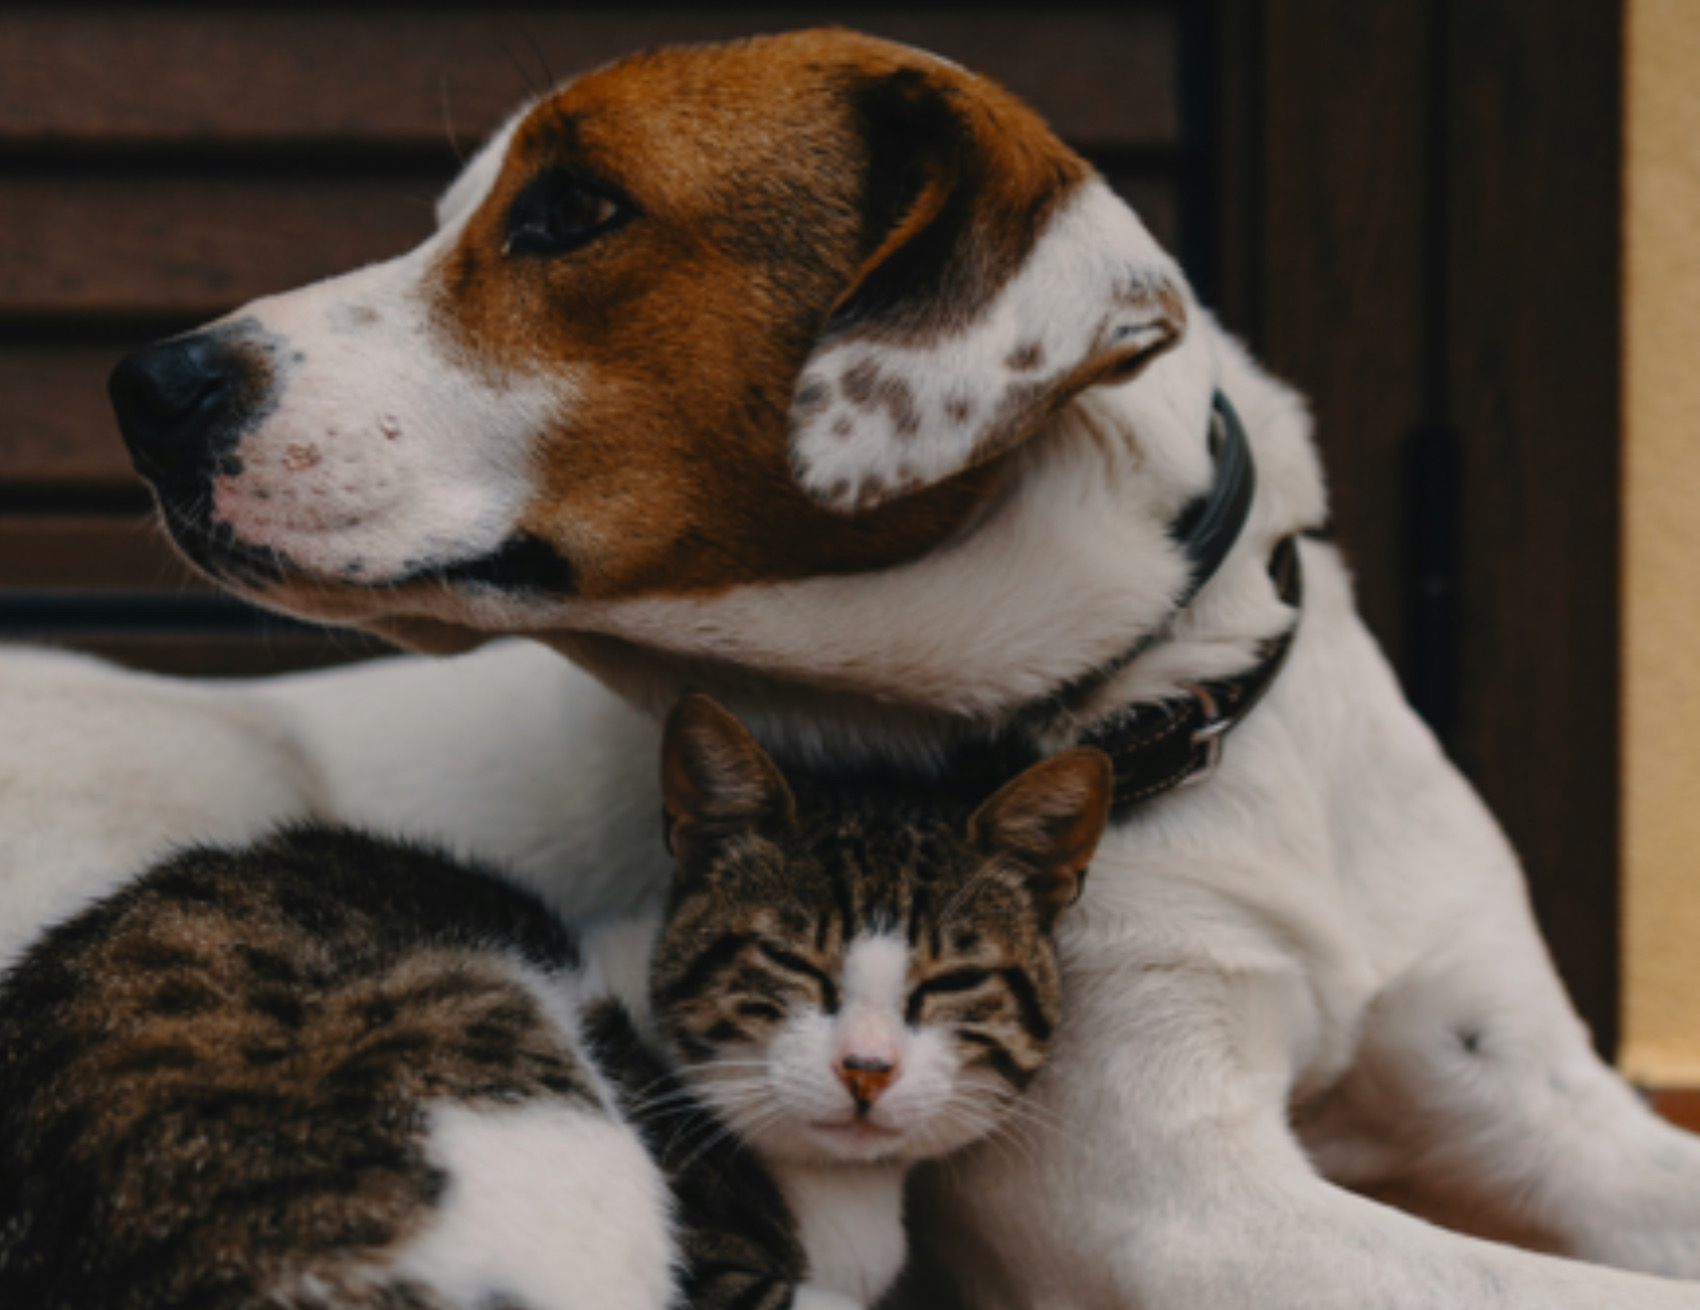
0;699;1110;1310
0;825;676;1310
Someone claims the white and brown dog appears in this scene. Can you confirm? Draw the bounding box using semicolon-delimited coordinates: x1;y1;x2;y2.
9;28;1700;1307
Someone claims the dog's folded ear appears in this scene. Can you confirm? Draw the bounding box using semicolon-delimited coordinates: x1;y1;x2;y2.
788;61;1188;515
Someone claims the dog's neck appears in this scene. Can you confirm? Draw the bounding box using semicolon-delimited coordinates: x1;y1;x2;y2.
546;325;1326;776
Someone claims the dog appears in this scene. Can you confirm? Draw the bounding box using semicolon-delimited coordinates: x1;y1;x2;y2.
9;27;1696;1307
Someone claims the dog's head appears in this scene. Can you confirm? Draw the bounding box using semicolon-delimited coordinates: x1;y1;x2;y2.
109;30;1195;675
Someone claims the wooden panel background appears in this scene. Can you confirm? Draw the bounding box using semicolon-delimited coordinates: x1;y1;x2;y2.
0;4;1185;674
1446;0;1623;1060
1218;0;1623;1052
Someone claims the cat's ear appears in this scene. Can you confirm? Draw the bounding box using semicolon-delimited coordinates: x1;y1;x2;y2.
968;748;1113;926
661;695;797;864
786;64;1186;515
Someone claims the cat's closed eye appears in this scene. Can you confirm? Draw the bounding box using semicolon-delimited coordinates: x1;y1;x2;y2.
904;968;993;1024
755;939;840;1014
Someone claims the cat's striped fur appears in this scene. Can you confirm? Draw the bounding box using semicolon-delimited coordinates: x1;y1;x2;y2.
642;695;1111;1307
0;828;671;1310
0;696;1110;1310
655;762;1076;1113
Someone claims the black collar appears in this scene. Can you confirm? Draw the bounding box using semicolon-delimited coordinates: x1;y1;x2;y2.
1034;389;1261;727
951;389;1303;820
1079;533;1301;817
1175;389;1261;607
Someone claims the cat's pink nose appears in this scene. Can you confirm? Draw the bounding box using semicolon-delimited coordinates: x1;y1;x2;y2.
837;1052;899;1108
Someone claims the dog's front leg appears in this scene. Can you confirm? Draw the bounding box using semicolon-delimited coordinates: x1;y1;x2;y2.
1300;917;1700;1281
905;957;1700;1309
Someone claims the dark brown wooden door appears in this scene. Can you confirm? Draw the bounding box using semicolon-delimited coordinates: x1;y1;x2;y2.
1215;0;1623;1051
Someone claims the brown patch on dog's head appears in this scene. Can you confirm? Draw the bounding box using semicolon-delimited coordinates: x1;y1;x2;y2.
173;29;1187;644
423;30;1104;602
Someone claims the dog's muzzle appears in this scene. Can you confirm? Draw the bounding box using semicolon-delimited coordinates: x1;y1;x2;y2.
109;322;276;498
108;322;288;587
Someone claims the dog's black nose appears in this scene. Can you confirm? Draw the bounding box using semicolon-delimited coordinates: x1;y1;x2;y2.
109;335;238;483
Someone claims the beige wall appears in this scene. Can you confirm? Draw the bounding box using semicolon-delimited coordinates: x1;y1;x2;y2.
1621;0;1700;1085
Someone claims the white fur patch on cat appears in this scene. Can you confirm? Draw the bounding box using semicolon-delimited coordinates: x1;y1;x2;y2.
782;1162;909;1308
843;933;910;1011
382;1100;676;1310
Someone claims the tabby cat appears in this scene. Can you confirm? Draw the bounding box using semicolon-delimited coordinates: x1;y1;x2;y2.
0;694;1110;1310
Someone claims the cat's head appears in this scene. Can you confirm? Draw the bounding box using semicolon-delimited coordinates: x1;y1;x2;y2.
651;694;1111;1167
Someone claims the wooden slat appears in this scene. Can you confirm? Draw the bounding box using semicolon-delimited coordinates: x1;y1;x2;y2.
0;9;1178;151
0;516;204;590
1445;0;1623;1055
0;175;1177;491
0;342;143;485
1254;0;1430;678
0;169;1179;321
0;174;443;317
1242;0;1623;1054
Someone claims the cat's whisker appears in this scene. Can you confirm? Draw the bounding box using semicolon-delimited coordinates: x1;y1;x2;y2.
632;1076;770;1115
671;1105;780;1176
712;1101;793;1147
683;1080;778;1114
997;1098;1081;1144
622;1067;692;1103
952;1104;1042;1174
671;1084;782;1139
679;1059;779;1072
939;1103;1001;1141
966;1094;1078;1174
658;1106;733;1162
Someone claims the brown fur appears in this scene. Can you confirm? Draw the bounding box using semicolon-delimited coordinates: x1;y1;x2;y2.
427;30;1092;599
0;828;593;1310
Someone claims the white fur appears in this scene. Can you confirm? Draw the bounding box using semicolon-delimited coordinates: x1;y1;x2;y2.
659;924;1007;1307
268;954;675;1310
579;911;664;1036
788;179;1185;513
709;932;976;1170
780;1163;908;1309
6;56;1700;1310
381;1100;675;1310
435;107;529;231
791;1289;864;1310
251;641;669;924
842;934;908;1011
0;639;667;972
206;116;568;590
0;646;325;970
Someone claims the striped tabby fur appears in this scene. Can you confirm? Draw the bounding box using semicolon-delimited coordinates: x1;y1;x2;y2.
642;695;1111;1308
0;827;652;1310
0;696;1110;1310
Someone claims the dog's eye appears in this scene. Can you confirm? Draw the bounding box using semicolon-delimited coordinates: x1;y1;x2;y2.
506;172;627;257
